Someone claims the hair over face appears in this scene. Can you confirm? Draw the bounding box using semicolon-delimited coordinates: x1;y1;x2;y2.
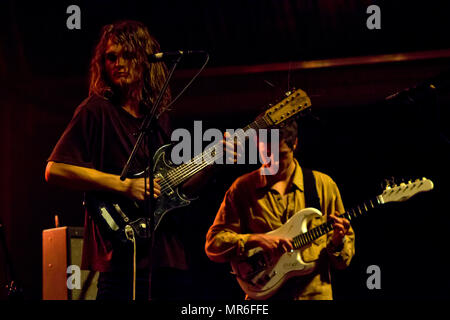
89;20;171;113
279;119;298;150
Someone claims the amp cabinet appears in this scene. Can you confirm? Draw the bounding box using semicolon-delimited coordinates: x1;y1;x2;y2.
42;226;98;300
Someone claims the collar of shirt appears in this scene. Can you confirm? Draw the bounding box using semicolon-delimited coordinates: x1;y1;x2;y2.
255;159;305;193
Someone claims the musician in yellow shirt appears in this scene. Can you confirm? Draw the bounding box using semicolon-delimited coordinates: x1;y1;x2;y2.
205;120;355;300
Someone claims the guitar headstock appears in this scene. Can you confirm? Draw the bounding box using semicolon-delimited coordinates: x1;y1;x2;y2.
379;178;434;204
262;89;312;126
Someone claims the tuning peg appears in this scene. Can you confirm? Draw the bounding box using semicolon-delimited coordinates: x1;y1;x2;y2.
382;179;391;189
285;90;292;97
390;177;397;186
382;177;397;189
407;179;416;189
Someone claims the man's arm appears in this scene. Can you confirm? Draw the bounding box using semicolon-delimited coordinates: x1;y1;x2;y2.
205;184;292;263
323;180;355;269
326;211;355;268
45;161;160;201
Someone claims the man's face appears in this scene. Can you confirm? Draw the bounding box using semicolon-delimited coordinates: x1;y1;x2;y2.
259;139;296;176
104;39;141;88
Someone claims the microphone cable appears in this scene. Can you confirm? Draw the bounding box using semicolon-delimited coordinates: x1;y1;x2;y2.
160;52;210;115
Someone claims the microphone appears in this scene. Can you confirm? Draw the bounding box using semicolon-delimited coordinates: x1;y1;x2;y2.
147;50;206;62
385;83;436;103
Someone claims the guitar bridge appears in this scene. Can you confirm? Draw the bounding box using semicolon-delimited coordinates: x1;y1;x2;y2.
113;203;130;223
166;187;175;196
129;218;152;239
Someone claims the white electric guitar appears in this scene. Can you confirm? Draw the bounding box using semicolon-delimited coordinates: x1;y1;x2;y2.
231;178;434;300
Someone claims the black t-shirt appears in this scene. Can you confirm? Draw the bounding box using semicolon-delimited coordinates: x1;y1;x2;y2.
48;94;187;272
48;94;169;174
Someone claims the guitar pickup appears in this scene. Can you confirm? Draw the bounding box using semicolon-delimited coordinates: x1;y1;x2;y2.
165;185;175;196
99;206;119;232
129;218;152;239
156;173;175;196
113;203;130;223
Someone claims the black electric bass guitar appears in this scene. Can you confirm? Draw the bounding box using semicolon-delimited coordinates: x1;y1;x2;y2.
85;89;312;242
231;178;434;300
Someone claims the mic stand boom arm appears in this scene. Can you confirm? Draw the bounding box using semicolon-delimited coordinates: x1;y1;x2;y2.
119;55;182;300
120;55;182;219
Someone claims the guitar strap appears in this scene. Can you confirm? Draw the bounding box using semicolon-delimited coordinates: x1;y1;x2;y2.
301;167;321;210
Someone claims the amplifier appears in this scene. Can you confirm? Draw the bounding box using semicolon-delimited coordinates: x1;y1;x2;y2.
42;226;98;300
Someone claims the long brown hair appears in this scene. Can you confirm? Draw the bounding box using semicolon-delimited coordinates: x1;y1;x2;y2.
89;20;171;113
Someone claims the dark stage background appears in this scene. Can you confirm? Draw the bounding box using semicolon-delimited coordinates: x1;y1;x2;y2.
1;0;449;300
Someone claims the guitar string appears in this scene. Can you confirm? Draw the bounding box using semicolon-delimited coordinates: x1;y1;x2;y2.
292;199;377;249
164;121;259;184
160;98;288;186
155;124;252;192
158;95;306;190
160;105;303;191
248;200;377;278
157;95;307;193
163;97;300;185
158;127;251;193
296;189;419;247
160;116;267;191
157;117;268;193
165;121;257;178
159;93;307;190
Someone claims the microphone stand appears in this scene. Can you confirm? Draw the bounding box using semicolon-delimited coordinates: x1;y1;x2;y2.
119;55;182;300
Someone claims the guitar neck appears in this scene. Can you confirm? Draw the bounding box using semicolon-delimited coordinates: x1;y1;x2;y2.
292;196;382;249
167;116;272;187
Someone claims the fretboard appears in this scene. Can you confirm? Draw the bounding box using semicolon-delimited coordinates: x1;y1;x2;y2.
292;197;382;249
165;115;272;187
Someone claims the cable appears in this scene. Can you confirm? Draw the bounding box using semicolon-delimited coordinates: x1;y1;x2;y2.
124;225;136;301
161;53;210;113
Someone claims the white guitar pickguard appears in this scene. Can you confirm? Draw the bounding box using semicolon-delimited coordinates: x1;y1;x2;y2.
234;207;323;300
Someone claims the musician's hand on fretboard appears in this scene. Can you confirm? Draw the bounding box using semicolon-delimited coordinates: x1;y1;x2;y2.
329;211;351;248
124;177;161;201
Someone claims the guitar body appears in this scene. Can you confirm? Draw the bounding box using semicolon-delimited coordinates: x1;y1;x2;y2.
230;178;434;299
151;144;193;230
231;207;323;300
85;144;193;242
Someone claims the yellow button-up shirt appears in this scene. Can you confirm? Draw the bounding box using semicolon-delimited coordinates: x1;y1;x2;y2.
205;159;355;300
